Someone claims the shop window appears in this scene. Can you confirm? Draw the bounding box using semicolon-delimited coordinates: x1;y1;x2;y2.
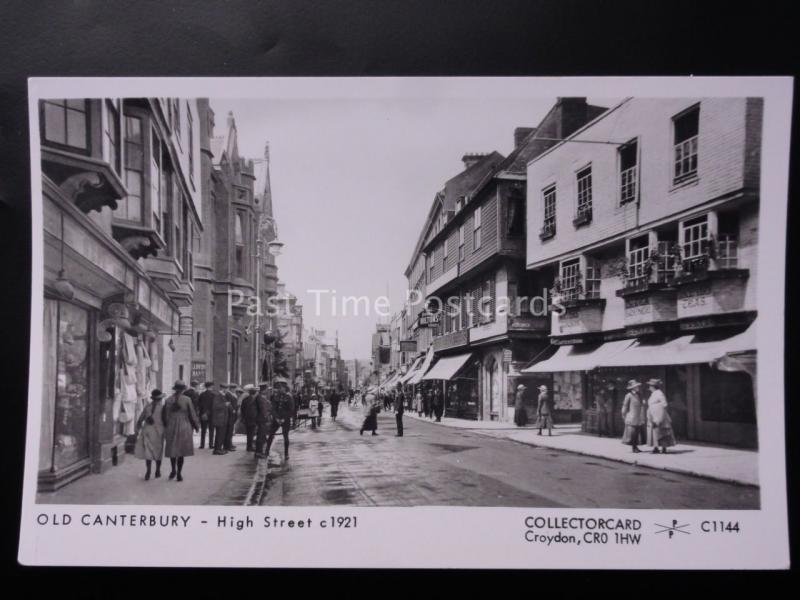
673;105;699;183
40;299;90;473
41;99;88;151
700;365;755;424
619;139;639;205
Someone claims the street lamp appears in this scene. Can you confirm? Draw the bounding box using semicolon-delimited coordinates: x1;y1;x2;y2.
255;214;284;384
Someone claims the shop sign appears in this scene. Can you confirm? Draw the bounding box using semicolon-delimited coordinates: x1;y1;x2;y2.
63;214;127;285
191;362;206;383
678;284;712;317
399;340;417;352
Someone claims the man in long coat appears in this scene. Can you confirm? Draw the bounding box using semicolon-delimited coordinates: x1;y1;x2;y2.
197;381;217;449
223;384;240;451
266;377;295;463
240;385;259;451
211;384;230;455
254;383;274;458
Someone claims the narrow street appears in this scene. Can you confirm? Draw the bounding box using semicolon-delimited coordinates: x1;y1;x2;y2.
256;404;759;509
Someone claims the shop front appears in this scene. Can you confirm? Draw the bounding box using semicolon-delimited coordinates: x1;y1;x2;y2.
40;192;179;491
422;352;478;420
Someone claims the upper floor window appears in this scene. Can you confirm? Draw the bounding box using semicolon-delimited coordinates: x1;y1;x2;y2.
681;214;709;262
507;188;525;237
619;139;638;205
151;130;164;237
576;166;592;218
442;241;448;271
235;212;245;278
105;100;121;175
428;251;435;282
541;185;556;238
673;105;699;183
187;102;195;186
627;234;651;286
559;258;581;301
114;114;144;223
42;99;88;151
458;225;465;260
473;206;482;251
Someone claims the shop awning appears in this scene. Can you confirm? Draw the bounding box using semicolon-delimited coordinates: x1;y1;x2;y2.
399;356;424;384
379;371;401;390
422;352;474;381
597;323;756;368
522;339;635;373
407;347;435;385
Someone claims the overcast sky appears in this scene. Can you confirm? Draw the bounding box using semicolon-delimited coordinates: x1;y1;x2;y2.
210;95;611;359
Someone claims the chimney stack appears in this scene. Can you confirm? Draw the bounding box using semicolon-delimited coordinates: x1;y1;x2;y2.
514;127;535;148
461;152;489;170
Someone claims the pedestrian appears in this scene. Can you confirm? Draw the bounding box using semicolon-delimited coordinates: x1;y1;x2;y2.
330;388;341;421
254;383;274;458
265;377;295;463
309;393;319;429
162;380;199;482
414;389;422;416
536;385;553;436
185;380;200;418
423;389;432;418
433;387;444;422
395;389;405;437
317;390;325;424
646;378;676;454
224;384;240;452
134;389;165;480
595;387;612;437
621;379;646;453
514;384;528;427
240;385;259;451
197;381;216;449
211;384;230;455
360;392;379;436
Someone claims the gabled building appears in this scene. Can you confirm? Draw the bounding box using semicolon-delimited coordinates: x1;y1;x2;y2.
408;98;605;422
523;98;761;448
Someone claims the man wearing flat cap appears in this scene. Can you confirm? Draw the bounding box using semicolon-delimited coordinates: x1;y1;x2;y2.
254;382;274;458
223;383;240;452
240;384;260;452
211;384;231;455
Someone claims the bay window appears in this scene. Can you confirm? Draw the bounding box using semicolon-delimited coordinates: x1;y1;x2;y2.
105;100;121;175
114;114;144;222
41;99;89;151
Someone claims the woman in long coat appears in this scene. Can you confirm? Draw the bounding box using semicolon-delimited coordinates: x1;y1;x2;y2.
621;380;646;453
513;384;528;427
134;389;166;480
646;378;677;453
162;380;199;481
360;393;379;436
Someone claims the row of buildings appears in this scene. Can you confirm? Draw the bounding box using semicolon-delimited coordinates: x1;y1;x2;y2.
379;97;760;449
37;96;308;490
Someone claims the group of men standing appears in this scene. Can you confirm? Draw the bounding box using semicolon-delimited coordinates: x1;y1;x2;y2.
185;378;296;462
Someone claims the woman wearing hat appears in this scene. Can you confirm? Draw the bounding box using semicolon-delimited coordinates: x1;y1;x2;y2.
621;380;646;453
513;384;528;427
162;380;199;481
536;385;553;436
646;378;676;454
134;389;166;480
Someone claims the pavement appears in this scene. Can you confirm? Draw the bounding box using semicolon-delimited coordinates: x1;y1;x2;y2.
405;410;759;486
37;433;258;506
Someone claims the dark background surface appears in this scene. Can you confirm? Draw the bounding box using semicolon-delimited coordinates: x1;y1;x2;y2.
0;0;796;590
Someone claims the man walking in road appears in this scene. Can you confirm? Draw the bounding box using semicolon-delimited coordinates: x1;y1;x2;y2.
254;382;274;458
330;387;341;421
197;381;216;449
265;377;295;463
395;389;405;437
211;384;230;455
240;384;259;451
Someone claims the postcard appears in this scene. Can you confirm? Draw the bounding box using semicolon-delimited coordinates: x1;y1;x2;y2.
19;76;792;568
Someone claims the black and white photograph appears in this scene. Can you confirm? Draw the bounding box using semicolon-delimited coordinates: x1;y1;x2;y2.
17;76;793;569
